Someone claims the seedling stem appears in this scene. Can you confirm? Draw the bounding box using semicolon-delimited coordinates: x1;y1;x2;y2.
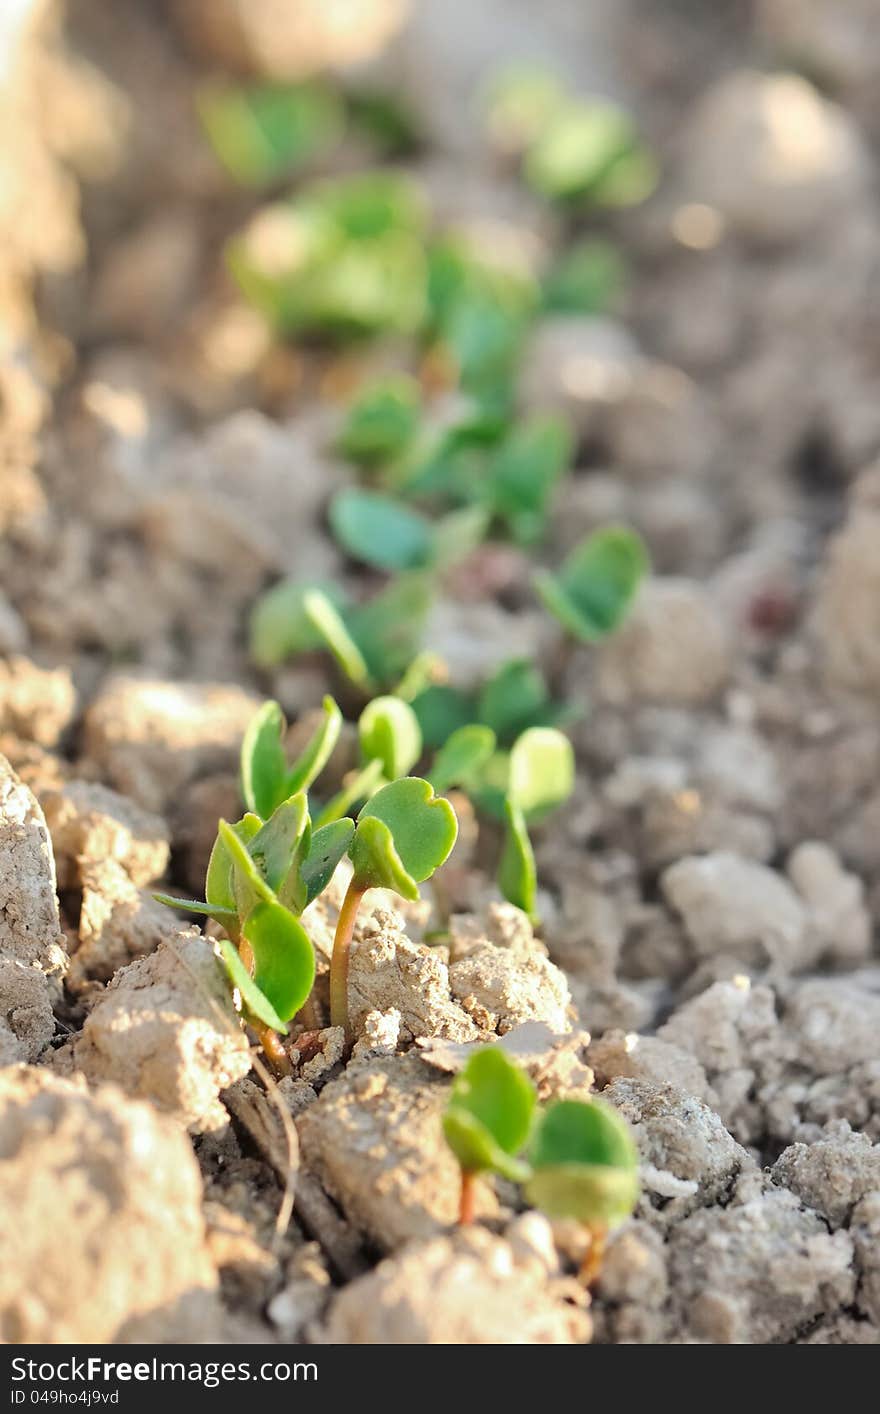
329;878;368;1036
578;1224;607;1288
458;1170;478;1226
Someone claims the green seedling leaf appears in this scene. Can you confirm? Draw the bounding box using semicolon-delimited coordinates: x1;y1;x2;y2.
197;80;344;185
350;777;457;893
411;683;475;750
508;727;574;823
241;700;288;818
431;504;490;570
304;589;372;690
347;573;432;685
477;658;564;744
247;793;310;899
218;936;288;1033
498;799;537;919
525;1098;640;1228
346;89;422;157
428;725;496;794
285;695;342;795
206;815;261;913
442;1046;536;1180
240;899;316;1024
542;238;626;316
152;893;238;922
330;489;435;572
249;578;345;668
525;100;656;207
534;525;649;642
488;415;573;544
346;814;419;899
219;818;276;921
337;375;421;467
300;819;355;904
359;695;422;779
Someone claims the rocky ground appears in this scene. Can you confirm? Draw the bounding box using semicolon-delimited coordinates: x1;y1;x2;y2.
2;0;880;1345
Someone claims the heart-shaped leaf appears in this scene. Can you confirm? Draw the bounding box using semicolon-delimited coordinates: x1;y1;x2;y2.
488;414;572;544
359;695;422;780
442;1046;536;1180
284;695;342;796
428;724;496;794
347;815;419;898
525;1098;639;1228
498;799;537;920
346;574;432;686
524;100;656;207
337;375;421;467
477;658;566;744
206;815;261;913
330;489;434;572
300;819;355;904
534;526;648;642
508;727;574;823
247;794;310;898
350;777;458;892
304;589;373;690
241;700;288;819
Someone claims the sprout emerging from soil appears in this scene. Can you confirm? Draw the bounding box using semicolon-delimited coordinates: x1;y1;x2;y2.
534;524;648;643
442;1046;536;1224
241;695;341;818
499;726;574;919
330;777;457;1038
526;1098;640;1286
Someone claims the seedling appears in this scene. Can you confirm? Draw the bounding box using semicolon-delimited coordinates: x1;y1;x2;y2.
155;795;352;1070
442;1046;536;1224
498;727;575;919
336;375;422;470
411;657;569;753
197;79;344;185
249;573;431;693
228;171;428;339
329;488;488;573
542;238;626;316
427;724;496;795
526;1098;639;1285
329;778;457;1037
534;525;648;643
241;696;341;819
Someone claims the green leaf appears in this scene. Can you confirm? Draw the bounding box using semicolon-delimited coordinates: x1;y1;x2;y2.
304;590;372;690
431;504;490;570
534;526;649;642
241;899;316;1024
249;578;345;669
346;89;422;157
330;489;434;572
428;725;496;794
152;893;238;922
350;777;458;891
477;659;561;744
206;815;261;913
485;65;568;155
246;794;310;897
218;936;288;1033
508;727;574;823
285;696;342;795
488;415;573;544
197;80;344;185
525;100;655;207
359;695;422;779
525;1098;640;1228
542;238;626;316
411;683;475;750
442;1046;536;1179
347;574;432;685
300;819;355;904
498;799;537;920
241;700;288;818
218;818;275;921
347;814;419;898
337;375;421;467
393;652;446;705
